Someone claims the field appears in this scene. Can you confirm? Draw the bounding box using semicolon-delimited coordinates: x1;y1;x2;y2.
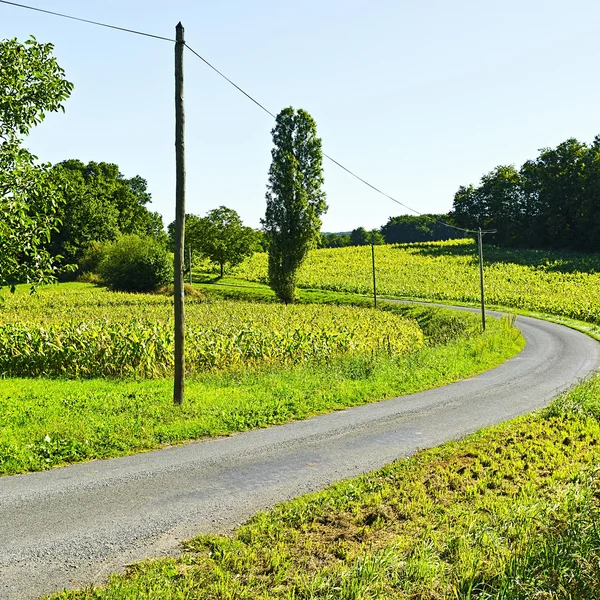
0;285;424;378
235;239;600;324
0;282;523;475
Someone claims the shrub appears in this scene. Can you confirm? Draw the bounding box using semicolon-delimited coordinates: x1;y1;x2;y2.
99;235;173;293
78;240;108;276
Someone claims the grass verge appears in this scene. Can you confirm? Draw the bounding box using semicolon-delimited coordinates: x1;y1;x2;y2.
49;374;600;599
0;310;523;476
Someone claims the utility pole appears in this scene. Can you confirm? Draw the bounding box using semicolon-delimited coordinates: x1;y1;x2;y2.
189;245;193;285
478;229;485;331
174;22;186;406
477;228;496;332
371;243;377;309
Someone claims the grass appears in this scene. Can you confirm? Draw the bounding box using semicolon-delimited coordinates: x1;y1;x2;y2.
0;307;522;476
48;375;600;599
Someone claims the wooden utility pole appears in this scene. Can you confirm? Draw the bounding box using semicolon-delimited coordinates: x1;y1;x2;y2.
174;22;186;405
478;228;486;331
371;243;377;309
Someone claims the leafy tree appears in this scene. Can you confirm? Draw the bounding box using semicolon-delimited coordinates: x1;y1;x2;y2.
350;227;369;246
0;36;73;289
262;107;327;303
381;214;457;244
368;229;385;245
168;207;258;276
452;136;600;252
192;207;258;276
50;160;166;266
348;227;384;246
319;232;351;248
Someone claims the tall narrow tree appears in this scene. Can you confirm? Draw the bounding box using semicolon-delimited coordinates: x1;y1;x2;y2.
262;107;327;303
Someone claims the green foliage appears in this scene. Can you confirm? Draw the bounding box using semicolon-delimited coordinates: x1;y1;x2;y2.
349;226;385;246
99;235;173;293
263;107;327;303
381;213;459;243
0;145;66;288
78;240;108;275
169;206;258;276
452;136;600;251
50;160;167;266
0;36;73;139
319;231;352;248
0;36;74;288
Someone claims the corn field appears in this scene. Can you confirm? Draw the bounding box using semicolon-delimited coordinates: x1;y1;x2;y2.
0;289;423;378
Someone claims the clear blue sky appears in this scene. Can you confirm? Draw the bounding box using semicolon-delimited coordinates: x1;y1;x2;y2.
3;0;600;233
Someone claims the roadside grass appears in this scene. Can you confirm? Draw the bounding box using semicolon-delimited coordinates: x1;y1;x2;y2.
0;310;523;476
49;375;600;599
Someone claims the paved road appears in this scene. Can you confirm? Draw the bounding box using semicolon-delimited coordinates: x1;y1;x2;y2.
1;312;599;599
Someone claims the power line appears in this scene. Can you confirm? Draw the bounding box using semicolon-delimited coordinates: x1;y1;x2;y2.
185;45;276;119
1;0;489;235
0;0;174;42
184;43;481;235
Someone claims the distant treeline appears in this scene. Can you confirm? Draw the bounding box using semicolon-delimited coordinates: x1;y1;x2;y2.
319;214;460;248
452;136;600;252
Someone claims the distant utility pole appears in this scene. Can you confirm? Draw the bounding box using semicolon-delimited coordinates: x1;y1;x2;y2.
189;245;193;285
174;22;186;406
477;228;496;331
371;243;377;309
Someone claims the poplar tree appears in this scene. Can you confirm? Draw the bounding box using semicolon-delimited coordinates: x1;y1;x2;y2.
262;107;327;303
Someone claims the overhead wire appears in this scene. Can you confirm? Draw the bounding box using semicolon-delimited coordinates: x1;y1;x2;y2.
1;0;490;235
184;43;483;235
0;0;174;42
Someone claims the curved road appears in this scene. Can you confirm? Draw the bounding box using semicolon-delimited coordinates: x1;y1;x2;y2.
1;312;599;599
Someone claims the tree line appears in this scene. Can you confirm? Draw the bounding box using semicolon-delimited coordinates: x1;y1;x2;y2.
319;214;460;248
452;137;600;252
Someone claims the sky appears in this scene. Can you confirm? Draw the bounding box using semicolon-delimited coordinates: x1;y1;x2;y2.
2;0;600;233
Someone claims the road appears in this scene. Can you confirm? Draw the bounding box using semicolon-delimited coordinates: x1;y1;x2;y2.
1;312;599;599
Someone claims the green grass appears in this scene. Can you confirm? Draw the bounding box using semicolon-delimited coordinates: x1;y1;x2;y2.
0;309;522;476
48;375;600;599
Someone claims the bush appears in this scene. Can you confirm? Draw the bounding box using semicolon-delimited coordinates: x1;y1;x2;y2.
78;240;108;275
99;235;173;293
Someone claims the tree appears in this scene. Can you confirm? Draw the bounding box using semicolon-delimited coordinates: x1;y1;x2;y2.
319;232;351;248
175;206;258;276
0;36;73;289
262;107;327;303
451;136;600;252
367;229;385;245
350;227;369;246
381;214;457;244
49;160;166;266
98;234;173;293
